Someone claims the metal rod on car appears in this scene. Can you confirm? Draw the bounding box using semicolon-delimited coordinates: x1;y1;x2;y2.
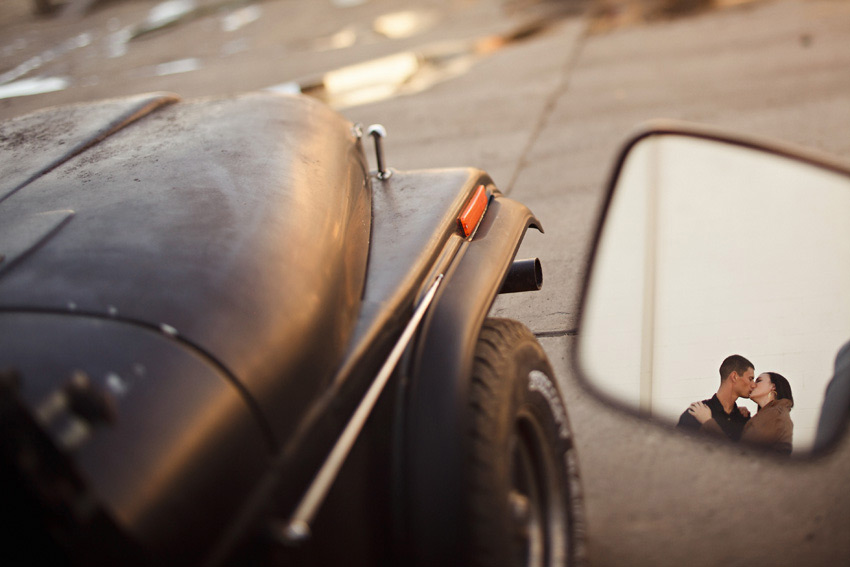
281;274;444;543
367;124;391;180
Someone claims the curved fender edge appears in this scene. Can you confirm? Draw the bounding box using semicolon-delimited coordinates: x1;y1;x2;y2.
400;195;542;565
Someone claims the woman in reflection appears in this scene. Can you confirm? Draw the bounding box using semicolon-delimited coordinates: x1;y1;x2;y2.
689;372;794;455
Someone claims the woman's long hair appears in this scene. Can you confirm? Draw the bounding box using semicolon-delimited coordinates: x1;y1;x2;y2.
766;372;794;407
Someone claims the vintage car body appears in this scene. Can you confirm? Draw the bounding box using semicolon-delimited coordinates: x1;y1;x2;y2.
0;92;578;566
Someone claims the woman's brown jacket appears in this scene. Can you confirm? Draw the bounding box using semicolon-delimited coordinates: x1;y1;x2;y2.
702;398;793;455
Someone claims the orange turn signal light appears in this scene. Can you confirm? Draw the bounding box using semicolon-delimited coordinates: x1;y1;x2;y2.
458;185;489;238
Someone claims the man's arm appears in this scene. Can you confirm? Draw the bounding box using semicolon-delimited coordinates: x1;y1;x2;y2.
677;409;701;430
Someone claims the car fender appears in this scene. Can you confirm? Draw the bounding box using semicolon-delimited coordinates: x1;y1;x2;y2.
401;194;542;565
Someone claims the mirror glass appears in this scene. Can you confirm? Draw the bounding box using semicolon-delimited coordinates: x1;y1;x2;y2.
578;134;850;453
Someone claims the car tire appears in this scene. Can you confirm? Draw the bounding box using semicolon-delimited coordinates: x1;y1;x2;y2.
463;318;584;567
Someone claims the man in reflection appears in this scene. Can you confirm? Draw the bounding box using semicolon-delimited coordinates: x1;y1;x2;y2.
676;354;754;441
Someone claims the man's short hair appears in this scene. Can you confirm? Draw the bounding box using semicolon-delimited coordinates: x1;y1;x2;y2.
719;354;754;383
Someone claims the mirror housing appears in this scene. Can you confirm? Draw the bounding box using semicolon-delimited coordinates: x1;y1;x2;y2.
576;122;850;455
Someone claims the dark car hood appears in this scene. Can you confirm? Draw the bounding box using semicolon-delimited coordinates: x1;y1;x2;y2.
0;92;372;444
0;312;270;561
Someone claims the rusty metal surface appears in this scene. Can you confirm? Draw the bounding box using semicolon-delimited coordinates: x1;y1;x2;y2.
0;92;372;445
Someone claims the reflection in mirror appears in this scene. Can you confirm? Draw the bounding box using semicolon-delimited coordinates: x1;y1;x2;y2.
579;134;850;453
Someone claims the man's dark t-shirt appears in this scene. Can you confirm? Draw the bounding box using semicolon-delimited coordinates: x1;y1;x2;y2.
677;394;749;441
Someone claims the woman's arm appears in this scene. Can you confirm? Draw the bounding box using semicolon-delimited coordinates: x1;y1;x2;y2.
687;402;726;438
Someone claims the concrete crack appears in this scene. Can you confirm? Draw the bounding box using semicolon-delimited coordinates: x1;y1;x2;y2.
535;328;578;338
503;12;592;196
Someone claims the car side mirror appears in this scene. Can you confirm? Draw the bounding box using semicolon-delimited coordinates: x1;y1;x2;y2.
576;124;850;455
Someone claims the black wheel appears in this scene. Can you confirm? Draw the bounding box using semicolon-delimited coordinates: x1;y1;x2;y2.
464;318;584;567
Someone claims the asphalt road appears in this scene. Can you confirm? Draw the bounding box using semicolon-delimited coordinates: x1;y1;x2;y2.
3;0;850;565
